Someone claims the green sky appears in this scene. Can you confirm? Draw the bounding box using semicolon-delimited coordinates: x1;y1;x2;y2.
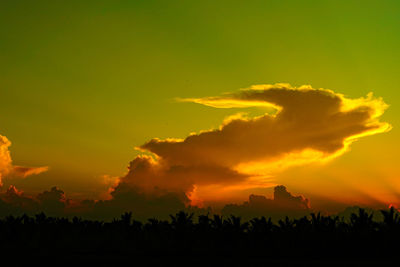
1;0;399;202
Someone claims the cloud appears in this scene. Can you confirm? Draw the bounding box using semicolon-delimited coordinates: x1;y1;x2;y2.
0;134;48;186
13;166;49;178
273;185;310;210
2;185;39;213
153;84;390;172
221;185;310;220
89;183;189;220
0;185;38;216
114;84;389;204
118;155;249;194
0;135;12;186
0;186;68;217
36;186;68;215
0;184;192;220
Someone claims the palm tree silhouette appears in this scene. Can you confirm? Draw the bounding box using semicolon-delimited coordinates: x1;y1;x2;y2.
381;207;400;227
120;211;133;226
0;208;399;263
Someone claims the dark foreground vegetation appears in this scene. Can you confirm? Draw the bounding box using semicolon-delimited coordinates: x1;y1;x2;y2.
1;208;399;266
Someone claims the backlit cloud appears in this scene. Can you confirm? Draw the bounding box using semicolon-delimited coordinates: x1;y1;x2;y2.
0;134;48;186
156;84;390;171
0;135;12;186
112;84;390;205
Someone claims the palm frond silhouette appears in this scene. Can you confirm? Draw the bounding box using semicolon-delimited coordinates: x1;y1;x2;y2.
0;208;399;262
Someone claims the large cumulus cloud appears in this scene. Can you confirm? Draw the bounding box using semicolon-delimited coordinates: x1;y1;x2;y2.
112;84;390;204
0;134;48;186
155;84;390;170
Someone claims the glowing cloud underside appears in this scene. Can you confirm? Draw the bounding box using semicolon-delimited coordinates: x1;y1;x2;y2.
112;84;390;204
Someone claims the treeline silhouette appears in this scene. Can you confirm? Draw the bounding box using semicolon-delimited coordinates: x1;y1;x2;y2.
1;208;399;264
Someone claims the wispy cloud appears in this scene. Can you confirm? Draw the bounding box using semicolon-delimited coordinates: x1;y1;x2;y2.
0;134;48;186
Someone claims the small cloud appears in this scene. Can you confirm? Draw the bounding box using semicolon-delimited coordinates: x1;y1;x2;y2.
13;166;49;178
0;134;48;186
222;185;310;220
36;186;67;215
0;185;39;215
0;135;13;186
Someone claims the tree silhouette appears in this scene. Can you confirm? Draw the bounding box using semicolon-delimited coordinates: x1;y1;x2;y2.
0;208;399;263
381;207;400;227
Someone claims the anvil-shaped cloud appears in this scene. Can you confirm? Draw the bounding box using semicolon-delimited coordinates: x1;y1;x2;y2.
112;84;390;203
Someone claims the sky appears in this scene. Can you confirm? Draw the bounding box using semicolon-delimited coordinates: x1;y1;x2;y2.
0;0;399;217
